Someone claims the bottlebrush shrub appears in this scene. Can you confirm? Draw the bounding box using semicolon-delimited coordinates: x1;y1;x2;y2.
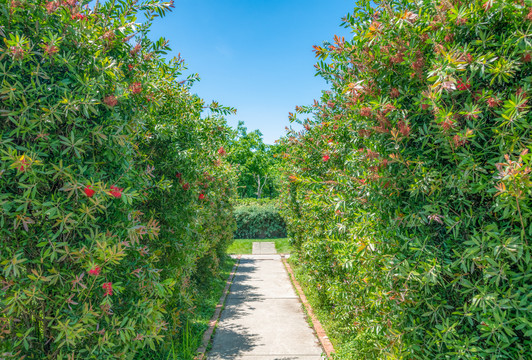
280;1;531;359
0;0;236;358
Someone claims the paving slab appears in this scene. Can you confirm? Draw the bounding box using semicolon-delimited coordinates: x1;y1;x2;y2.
252;242;277;255
207;256;325;360
229;258;296;300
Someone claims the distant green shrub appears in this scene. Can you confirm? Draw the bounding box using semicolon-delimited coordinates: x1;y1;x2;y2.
234;199;286;239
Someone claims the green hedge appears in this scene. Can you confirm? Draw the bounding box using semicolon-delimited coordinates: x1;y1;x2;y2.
0;0;236;358
234;199;287;239
280;1;531;359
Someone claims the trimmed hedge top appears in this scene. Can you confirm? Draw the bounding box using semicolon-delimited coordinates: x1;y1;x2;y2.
234;199;287;239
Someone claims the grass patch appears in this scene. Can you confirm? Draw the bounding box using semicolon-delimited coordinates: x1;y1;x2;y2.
226;238;292;254
135;256;236;360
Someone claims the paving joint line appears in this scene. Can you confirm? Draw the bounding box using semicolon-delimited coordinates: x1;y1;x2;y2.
282;257;335;359
195;255;241;360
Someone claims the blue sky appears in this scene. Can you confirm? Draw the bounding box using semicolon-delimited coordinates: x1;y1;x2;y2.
148;0;354;144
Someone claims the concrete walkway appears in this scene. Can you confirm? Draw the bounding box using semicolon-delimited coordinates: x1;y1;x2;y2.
207;249;325;360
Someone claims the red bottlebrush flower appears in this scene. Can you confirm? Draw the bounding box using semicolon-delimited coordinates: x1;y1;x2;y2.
322;154;330;162
456;79;471;91
198;193;205;200
421;103;430;110
129;82;142;94
182;183;190;191
522;53;532;63
102;282;113;296
89;266;101;276
103;95;117;107
71;13;86;20
217;147;227;156
84;185;95;197
109;185;123;198
360;107;372;117
487;97;502;108
128;64;134;71
176;172;182;180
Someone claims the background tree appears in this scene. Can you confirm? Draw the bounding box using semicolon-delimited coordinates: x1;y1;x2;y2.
227;121;281;198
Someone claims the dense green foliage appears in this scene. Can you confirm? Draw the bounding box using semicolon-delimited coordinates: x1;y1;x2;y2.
227;121;281;199
0;0;236;358
134;257;236;360
234;199;287;239
280;0;532;358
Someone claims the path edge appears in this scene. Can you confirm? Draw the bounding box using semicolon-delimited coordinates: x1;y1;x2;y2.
194;255;241;360
282;256;335;359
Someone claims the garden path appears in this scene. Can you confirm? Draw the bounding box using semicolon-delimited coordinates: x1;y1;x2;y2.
207;248;325;360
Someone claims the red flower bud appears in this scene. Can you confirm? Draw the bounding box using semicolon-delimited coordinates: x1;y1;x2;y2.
109;185;123;198
84;185;95;197
456;79;471;91
89;266;101;276
102;282;113;296
322;154;330;162
199;193;205;200
182;183;190;191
